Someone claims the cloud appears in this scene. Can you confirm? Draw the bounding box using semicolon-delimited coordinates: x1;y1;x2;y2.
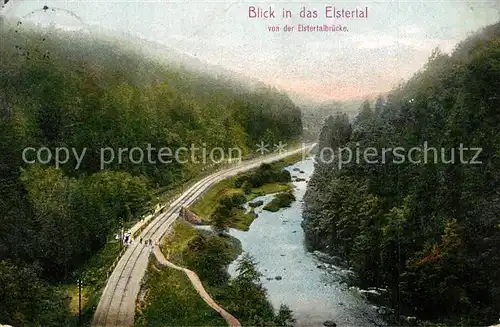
348;33;456;53
270;76;395;102
398;37;457;53
359;35;397;49
402;25;422;35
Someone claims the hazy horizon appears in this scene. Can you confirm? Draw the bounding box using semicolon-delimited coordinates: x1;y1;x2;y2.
2;0;499;103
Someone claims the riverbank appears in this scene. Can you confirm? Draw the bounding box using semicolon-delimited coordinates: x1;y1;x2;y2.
150;247;242;327
135;221;294;326
136;152;309;326
190;151;306;231
136;153;308;326
67;150;309;326
227;157;386;327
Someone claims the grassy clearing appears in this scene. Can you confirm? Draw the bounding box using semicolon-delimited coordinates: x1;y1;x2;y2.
190;152;305;231
66;285;90;316
190;177;239;219
135;263;226;327
60;241;122;326
271;151;307;170
160;221;242;263
160;220;198;262
190;179;290;225
228;209;258;231
251;182;291;197
190;176;279;231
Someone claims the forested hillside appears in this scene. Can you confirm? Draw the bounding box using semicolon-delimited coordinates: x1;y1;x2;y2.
300;99;361;140
303;22;500;325
0;22;302;325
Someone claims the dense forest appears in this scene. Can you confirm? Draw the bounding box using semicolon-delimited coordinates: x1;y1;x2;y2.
303;22;500;326
0;21;302;325
300;99;360;141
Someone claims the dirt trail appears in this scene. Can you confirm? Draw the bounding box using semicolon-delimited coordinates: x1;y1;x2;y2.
152;247;242;327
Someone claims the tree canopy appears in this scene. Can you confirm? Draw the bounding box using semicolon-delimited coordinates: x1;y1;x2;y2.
0;21;302;324
303;21;500;326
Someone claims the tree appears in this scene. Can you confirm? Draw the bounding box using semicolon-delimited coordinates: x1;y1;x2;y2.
0;21;304;324
374;95;384;117
211;205;231;236
235;253;262;284
185;234;232;286
355;100;373;124
228;253;277;326
242;181;252;195
0;260;68;325
275;304;295;327
303;21;500;326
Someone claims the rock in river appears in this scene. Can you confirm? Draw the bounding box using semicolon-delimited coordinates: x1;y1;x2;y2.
323;320;337;327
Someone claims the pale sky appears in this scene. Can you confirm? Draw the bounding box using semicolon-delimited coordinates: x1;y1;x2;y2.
2;0;500;102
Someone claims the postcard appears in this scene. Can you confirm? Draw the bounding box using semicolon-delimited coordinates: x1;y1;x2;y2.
0;1;499;326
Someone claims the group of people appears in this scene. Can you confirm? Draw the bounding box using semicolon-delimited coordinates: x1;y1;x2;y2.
119;233;156;247
139;238;155;246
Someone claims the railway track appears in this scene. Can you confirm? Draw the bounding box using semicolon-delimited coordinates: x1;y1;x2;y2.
92;145;314;327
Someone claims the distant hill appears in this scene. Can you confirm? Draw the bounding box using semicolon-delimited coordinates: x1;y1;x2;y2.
300;96;385;140
90;27;270;93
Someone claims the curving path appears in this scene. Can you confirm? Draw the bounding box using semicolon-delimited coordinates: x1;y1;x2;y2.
152;247;241;327
92;144;315;327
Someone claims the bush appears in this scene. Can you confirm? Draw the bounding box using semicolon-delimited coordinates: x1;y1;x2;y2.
220;193;247;209
263;191;295;212
234;174;250;188
239;164;292;188
242;181;252;195
249;200;264;208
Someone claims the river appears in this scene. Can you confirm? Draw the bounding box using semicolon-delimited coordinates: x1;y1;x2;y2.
227;157;386;327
